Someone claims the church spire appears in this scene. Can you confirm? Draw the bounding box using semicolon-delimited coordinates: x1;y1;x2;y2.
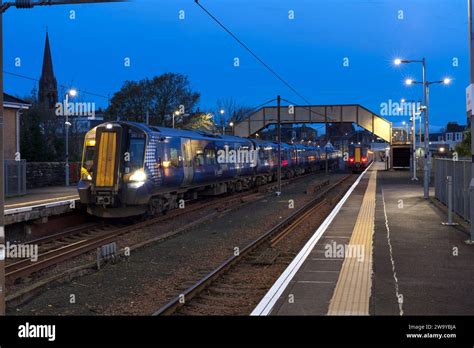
38;31;58;110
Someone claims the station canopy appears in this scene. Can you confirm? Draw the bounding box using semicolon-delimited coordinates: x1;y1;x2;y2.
233;105;392;143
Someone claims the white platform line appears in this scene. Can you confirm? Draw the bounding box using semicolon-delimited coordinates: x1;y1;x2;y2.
4;198;78;215
250;165;372;316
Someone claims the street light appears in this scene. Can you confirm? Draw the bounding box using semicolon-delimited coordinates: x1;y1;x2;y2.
220;109;225;134
404;75;451;197
402;98;420;181
0;0;127;318
172;110;180;128
229;121;234;135
65;88;77;186
395;57;430;199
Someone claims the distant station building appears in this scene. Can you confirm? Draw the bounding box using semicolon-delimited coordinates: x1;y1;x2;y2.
3;93;30;160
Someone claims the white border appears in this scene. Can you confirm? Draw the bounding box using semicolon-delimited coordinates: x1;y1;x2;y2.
250;164;372;316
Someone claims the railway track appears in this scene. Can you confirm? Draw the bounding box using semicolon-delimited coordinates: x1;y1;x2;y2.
5;171;323;285
152;173;354;316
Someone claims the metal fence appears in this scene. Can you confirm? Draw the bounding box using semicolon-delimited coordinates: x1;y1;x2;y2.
434;157;470;221
4;160;26;197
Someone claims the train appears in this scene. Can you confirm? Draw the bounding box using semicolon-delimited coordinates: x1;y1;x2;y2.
78;121;342;218
345;144;373;172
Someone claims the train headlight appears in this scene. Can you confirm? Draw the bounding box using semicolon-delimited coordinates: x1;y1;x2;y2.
129;169;147;182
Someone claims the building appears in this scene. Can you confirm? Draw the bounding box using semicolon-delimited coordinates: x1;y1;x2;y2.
422;123;467;151
38;32;58;110
442;122;466;150
3;93;31;160
258;124;318;143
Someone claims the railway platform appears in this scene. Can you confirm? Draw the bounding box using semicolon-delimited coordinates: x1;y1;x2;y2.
4;186;79;225
252;162;474;316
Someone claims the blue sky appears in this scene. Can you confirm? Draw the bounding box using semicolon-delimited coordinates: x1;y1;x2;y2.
3;0;469;131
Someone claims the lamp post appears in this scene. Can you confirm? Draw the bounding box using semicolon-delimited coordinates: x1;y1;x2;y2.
468;0;474;243
402;121;409;142
65;89;77;186
172;110;180;128
405;77;451;197
402;99;421;181
395;57;451;198
220;109;225;134
276;95;281;196
229;121;234;135
0;0;126;318
395;58;429;197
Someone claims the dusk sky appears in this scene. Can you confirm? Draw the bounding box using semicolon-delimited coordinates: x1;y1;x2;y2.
3;0;469;131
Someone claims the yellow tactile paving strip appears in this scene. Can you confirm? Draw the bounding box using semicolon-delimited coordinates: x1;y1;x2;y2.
327;168;376;315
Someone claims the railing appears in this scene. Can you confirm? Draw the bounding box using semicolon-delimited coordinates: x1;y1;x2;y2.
434;157;470;221
4;160;26;197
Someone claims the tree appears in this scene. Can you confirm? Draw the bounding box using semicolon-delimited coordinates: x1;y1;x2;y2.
216;97;254;127
106;73;200;126
20;89;65;161
455;129;471;157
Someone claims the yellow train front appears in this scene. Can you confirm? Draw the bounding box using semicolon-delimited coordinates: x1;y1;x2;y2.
78;122;151;217
346;144;373;173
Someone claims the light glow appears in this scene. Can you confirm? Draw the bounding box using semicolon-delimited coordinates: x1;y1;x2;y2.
129;169;147;182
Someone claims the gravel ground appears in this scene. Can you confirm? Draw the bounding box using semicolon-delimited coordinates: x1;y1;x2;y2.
9;171;347;315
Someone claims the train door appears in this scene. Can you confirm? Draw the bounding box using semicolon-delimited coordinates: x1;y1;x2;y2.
181;138;193;185
93;125;122;191
355;147;361;163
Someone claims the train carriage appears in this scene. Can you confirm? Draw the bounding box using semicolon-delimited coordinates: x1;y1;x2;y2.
346;144;373;172
78;121;342;218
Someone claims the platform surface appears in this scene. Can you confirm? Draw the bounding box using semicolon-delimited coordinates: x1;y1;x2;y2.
5;186;78;210
252;162;474;316
4;186;79;224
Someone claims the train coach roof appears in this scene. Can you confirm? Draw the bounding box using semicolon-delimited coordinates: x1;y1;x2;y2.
98;121;252;143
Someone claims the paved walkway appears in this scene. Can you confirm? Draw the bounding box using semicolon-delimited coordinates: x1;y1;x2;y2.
372;170;474;315
252;162;474;315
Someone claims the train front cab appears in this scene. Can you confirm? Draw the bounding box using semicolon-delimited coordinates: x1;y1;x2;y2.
78;122;150;217
346;145;370;172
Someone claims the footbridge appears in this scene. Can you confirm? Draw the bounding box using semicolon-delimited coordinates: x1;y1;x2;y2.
233;104;392;143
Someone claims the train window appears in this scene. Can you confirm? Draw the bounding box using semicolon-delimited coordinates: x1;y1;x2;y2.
84;146;94;172
194;148;205;166
205;148;216;165
129;138;145;169
170;148;179;167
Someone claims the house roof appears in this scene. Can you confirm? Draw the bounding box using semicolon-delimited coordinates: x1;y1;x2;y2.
446;123;466;133
3;93;31;109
